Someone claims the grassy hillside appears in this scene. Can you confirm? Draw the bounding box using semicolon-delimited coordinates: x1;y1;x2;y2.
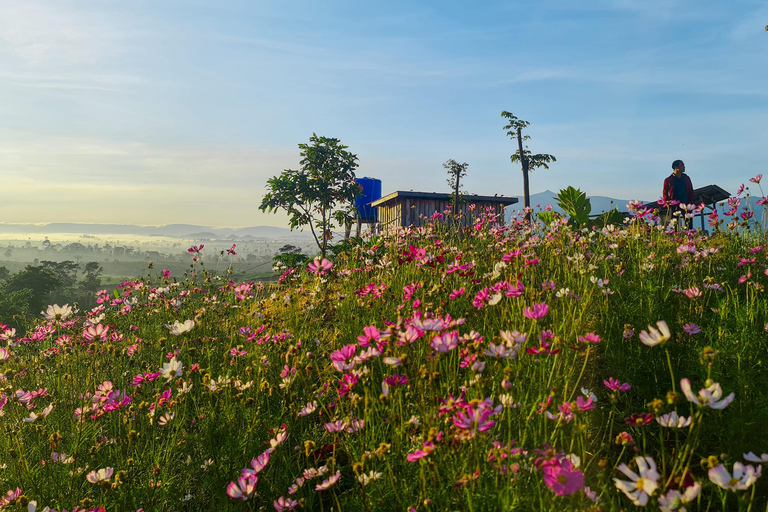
0;205;767;511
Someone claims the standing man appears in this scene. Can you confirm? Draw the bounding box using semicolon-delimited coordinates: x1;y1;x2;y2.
663;160;696;229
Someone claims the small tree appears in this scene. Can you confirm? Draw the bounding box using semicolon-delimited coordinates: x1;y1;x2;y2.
500;112;556;220
259;134;360;258
444;159;469;216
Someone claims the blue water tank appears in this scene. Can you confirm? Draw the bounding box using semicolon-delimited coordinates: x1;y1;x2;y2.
355;177;382;222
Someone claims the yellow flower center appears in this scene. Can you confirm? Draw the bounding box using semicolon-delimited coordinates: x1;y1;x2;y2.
557;475;568;485
635;478;645;490
729;477;740;487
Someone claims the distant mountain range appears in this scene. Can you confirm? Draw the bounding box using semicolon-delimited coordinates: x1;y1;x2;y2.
0;223;312;239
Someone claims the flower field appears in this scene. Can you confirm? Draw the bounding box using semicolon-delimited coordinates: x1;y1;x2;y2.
1;192;768;511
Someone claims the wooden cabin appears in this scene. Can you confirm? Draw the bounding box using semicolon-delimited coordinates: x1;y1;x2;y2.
370;191;518;229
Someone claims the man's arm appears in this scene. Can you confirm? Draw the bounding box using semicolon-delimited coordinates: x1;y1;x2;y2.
662;176;674;202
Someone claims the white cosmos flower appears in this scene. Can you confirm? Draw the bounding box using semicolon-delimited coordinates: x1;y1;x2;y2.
161;357;183;382
613;456;660;506
744;452;768;463
708;462;761;491
0;348;9;361
638;320;671;346
655;411;692;428
357;470;383;486
42;304;73;321
658;481;701;512
680;378;735;409
166;319;195;335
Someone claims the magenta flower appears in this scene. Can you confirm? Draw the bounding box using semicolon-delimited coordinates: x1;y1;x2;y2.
308;257;333;275
750;174;762;184
406;441;435;462
577;333;601;344
449;288;466;300
541;459;585;496
625;413;653;426
604;377;631;392
188;244;204;253
357;325;380;346
83;323;109;342
329;344;356;371
523;303;549;320
452;398;502;436
227;474;257;500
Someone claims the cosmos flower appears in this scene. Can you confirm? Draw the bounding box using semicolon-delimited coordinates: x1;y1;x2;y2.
523;303;549;320
658;481;701;512
655;411;692;428
315;470;341;491
680;378;735;409
161;357;183;383
603;377;631;392
42;304;73;321
166;320;195;335
273;496;299;511
614;456;660;506
541;458;585;496
744;452;768;463
708;462;761;491
227;474;258;500
86;467;114;484
308;258;333;275
638;320;671;347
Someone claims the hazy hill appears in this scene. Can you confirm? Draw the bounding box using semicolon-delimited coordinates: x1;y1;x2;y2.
0;223;311;239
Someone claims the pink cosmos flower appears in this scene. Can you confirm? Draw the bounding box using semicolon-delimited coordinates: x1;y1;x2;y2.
315;470;341;491
430;330;459;353
86;467;114;484
577;333;601;344
274;496;299;511
523;303;549;320
324;420;349;433
83;324;109;342
357;325;380;346
449;288;465;300
242;451;270;476
308;258;333;275
406;441;435;462
227;474;257;500
541;458;585;496
329;344;356;371
452;398;502;435
750;174;763;184
604;377;631;392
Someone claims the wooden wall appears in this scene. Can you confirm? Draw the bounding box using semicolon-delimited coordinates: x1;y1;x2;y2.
376;198;509;230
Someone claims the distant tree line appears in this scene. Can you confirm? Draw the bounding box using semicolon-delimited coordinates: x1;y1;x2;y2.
0;260;103;331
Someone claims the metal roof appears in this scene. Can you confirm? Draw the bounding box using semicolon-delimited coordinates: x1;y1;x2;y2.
370;191;519;207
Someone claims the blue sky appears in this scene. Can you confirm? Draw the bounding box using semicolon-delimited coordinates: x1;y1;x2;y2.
1;0;766;227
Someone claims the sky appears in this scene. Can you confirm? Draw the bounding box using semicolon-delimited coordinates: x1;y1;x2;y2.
0;0;766;228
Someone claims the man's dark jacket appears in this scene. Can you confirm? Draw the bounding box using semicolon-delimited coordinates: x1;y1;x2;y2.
662;174;696;204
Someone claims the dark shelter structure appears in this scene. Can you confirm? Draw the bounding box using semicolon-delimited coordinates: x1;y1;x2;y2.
643;184;730;231
371;191;518;230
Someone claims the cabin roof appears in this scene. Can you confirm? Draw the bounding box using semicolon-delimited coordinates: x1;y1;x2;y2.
370;191;519;207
